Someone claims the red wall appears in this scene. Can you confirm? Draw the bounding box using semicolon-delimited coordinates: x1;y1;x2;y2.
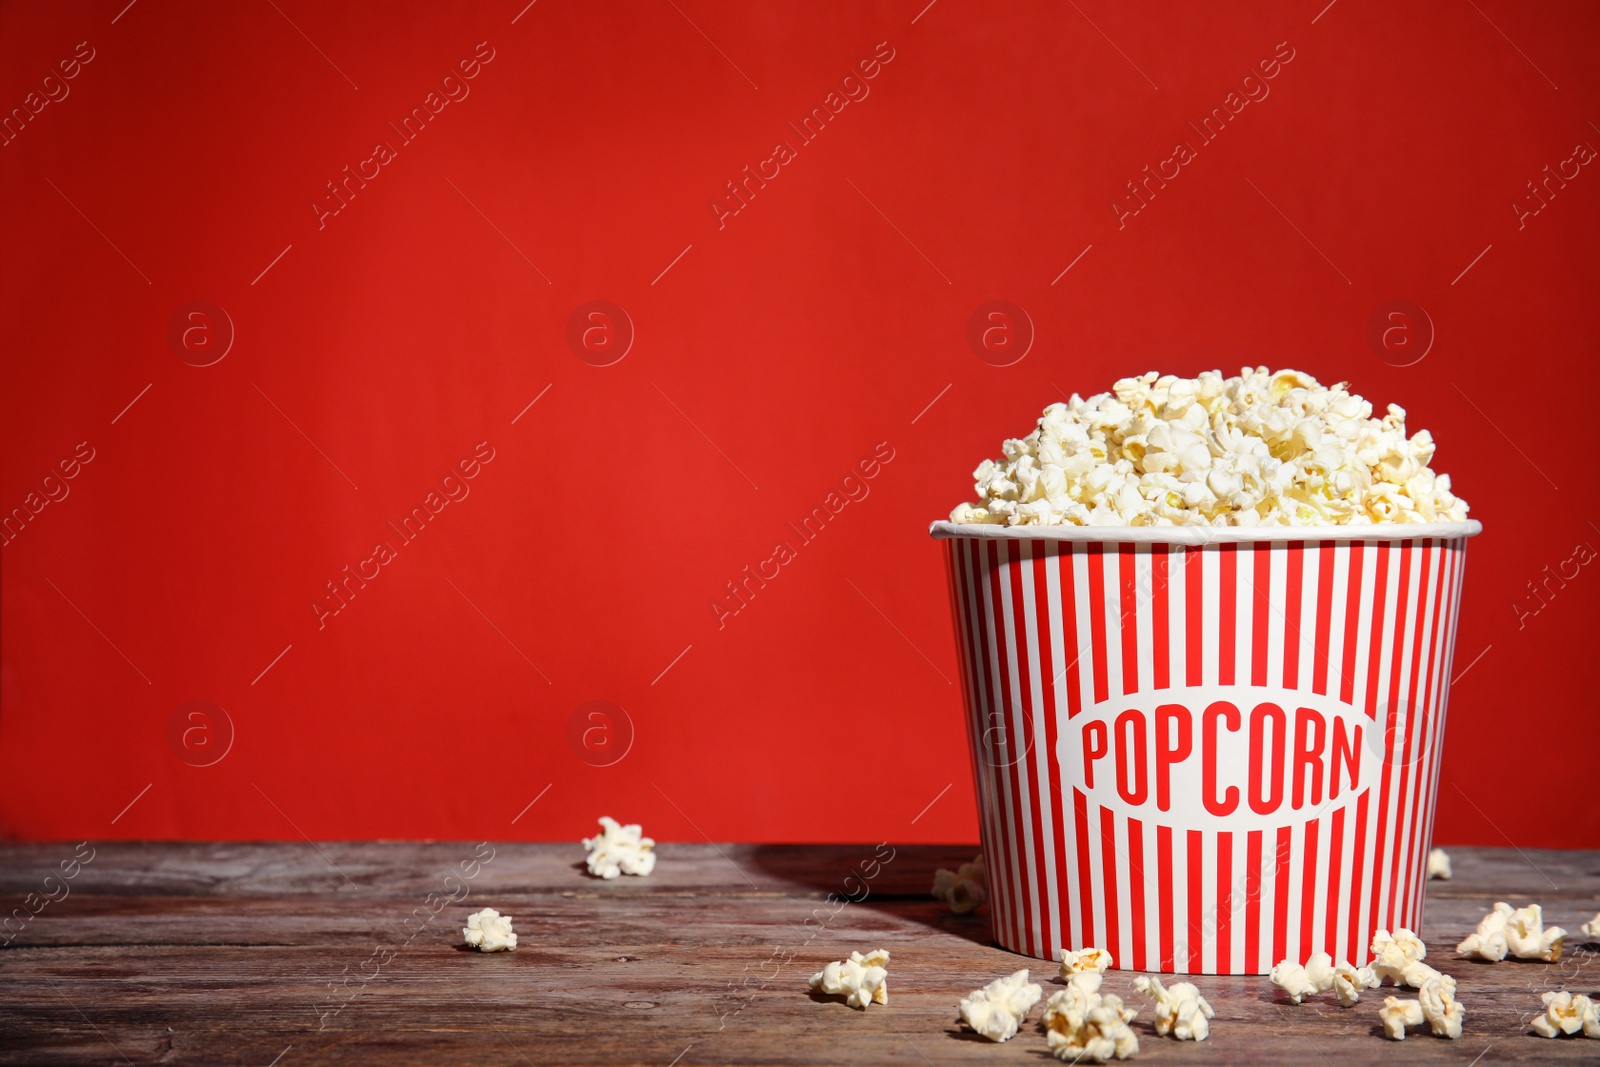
3;1;1596;848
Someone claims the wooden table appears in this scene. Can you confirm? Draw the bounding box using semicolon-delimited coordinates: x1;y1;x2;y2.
1;843;1596;1065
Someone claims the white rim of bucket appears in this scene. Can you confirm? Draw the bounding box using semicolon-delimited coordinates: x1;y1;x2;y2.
929;519;1482;545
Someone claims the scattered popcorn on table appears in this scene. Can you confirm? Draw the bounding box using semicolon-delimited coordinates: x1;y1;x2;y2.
957;969;1042;1042
1583;912;1600;941
1416;974;1465;1039
462;907;516;952
1132;975;1213;1041
1332;961;1381;1008
1380;995;1424;1040
809;949;889;1009
1505;903;1566;962
1531;991;1600;1039
582;816;656;879
1042;985;1139;1062
947;368;1470;527
931;854;987;915
1370;928;1429;985
1058;947;1114;994
1426;847;1452;880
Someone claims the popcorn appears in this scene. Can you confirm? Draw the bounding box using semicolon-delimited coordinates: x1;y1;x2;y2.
1416;974;1464;1039
582;816;656;879
1378;972;1465;1040
1369;953;1465;1036
1400;960;1443;989
1132;975;1213;1041
809;949;889;1009
1272;952;1375;1006
1458;901;1565;962
1042;986;1139;1062
1046;978;1101;1019
1370;928;1429;985
1332;962;1380;1008
1583;912;1600;941
1505;903;1566;962
948;368;1469;527
1269;959;1318;1004
957;969;1042;1042
1380;996;1424;1040
462;907;516;952
1531;991;1600;1038
931;854;987;915
1304;951;1337;993
1426;848;1452;880
1058;947;1114;994
1457;902;1512;961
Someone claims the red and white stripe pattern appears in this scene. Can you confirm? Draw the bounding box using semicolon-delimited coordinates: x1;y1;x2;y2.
942;534;1470;974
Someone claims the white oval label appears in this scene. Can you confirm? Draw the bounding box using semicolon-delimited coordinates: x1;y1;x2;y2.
1059;686;1369;833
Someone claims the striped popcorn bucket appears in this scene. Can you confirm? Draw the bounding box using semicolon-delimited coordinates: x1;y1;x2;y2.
931;520;1481;974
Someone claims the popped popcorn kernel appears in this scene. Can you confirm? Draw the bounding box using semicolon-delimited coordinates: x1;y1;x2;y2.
809;949;889;1009
957;969;1042;1042
931;854;987;915
1459;902;1565;962
1505;903;1566;962
1380;995;1424;1040
1269;959;1318;1004
1531;990;1600;1039
1273;952;1376;1007
948;368;1469;528
462;907;516;952
1426;847;1452;880
1043;986;1139;1062
1417;974;1465;1039
582;816;656;879
1457;902;1512;961
1400;960;1443;989
1058;947;1114;994
1582;912;1600;941
1332;962;1380;1008
1132;975;1213;1041
1303;951;1338;993
1370;928;1429;986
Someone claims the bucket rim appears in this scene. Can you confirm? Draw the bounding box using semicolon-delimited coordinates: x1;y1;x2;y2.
929;519;1482;544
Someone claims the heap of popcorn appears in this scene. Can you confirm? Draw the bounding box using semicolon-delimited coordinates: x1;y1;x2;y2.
948;368;1469;527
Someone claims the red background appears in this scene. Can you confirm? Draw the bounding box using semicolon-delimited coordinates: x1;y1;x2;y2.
2;0;1596;848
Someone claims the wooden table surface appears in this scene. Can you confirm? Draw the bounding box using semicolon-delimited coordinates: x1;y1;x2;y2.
1;842;1596;1065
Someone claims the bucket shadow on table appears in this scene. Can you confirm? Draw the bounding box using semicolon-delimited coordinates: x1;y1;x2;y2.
744;843;999;949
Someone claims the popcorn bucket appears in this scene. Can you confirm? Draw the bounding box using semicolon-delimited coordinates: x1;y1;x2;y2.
932;520;1481;974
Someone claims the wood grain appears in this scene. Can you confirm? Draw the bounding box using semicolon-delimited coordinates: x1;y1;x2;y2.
1;843;1596;1065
